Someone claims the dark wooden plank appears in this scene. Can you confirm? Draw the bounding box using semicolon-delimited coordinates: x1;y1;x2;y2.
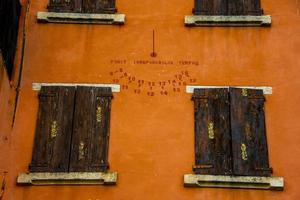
69;87;112;172
90;87;112;171
83;0;117;14
243;0;263;15
228;0;245;15
68;86;93;172
230;88;272;176
47;0;82;13
193;0;213;15
29;86;76;172
212;0;228;15
192;88;232;175
193;0;263;15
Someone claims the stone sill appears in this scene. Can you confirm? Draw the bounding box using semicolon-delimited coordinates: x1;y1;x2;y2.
184;174;284;190
184;15;271;27
186;85;273;95
17;172;117;185
32;83;121;93
37;12;125;25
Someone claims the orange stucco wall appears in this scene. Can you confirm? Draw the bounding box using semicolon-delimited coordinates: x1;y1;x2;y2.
1;0;300;199
0;55;15;181
0;4;26;190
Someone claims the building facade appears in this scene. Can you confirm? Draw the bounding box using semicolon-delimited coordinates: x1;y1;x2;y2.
1;0;300;199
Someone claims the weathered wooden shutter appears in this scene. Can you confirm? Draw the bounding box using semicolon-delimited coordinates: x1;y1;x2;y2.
69;87;112;172
243;0;263;15
193;0;228;15
192;88;232;175
213;0;228;15
193;0;212;15
230;88;271;176
83;0;116;14
47;0;82;13
228;0;245;15
194;0;262;15
29;86;76;172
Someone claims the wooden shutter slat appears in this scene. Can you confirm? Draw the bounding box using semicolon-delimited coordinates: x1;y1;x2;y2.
47;0;82;13
194;0;227;15
69;86;93;172
230;88;271;176
192;88;232;175
29;86;75;172
194;0;262;15
83;0;117;14
228;0;245;15
90;88;112;170
69;87;112;172
243;0;263;15
193;0;212;15
213;0;228;15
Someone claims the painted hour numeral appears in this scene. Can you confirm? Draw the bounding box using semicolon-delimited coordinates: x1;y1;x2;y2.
160;91;168;95
134;89;141;94
147;92;155;96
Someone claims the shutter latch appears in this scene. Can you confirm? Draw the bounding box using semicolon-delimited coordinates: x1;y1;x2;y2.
78;142;85;160
241;143;248;161
242;88;248;97
255;167;273;174
50;121;58;138
193;164;213;169
208;122;214;139
96;105;102;122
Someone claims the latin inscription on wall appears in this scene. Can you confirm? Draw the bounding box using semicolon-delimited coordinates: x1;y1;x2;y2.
109;59;199;96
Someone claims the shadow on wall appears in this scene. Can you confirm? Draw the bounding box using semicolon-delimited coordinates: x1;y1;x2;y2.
0;0;21;79
0;52;4;90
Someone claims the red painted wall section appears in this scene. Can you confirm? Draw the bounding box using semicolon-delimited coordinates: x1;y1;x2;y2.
1;0;300;199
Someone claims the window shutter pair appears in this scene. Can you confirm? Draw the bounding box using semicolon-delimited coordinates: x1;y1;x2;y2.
192;88;272;176
193;0;263;15
29;86;112;173
47;0;117;14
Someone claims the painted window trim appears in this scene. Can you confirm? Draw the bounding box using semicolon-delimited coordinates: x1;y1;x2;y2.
184;15;271;27
185;86;284;190
184;174;284;190
17;172;117;185
17;85;118;186
37;11;125;25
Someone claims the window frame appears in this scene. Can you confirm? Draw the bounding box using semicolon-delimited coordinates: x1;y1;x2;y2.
29;86;113;173
184;86;284;190
36;0;125;25
184;0;271;27
17;84;119;186
192;88;272;176
47;0;117;14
